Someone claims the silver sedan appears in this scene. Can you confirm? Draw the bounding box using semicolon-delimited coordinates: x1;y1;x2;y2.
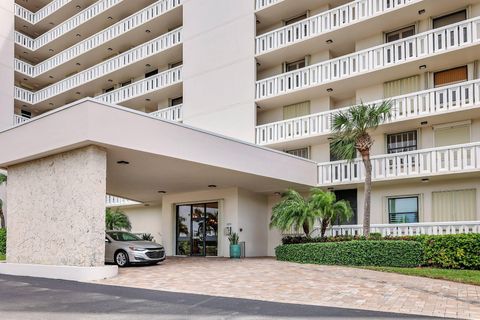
105;231;166;267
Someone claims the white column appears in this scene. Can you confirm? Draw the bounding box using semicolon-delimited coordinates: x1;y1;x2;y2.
0;146;117;281
182;0;256;142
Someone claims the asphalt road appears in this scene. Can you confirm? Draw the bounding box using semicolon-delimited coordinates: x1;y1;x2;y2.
0;274;442;320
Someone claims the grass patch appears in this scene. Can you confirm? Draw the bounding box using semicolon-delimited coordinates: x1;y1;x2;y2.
0;254;5;261
363;266;480;286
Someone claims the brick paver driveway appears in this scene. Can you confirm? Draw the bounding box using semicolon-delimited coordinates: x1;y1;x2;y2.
96;257;480;319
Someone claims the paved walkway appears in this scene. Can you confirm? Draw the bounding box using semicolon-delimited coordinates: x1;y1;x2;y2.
0;274;427;319
97;257;480;319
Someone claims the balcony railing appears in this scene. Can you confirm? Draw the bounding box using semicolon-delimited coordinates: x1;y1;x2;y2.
256;17;480;100
256;78;480;145
15;0;123;51
106;195;141;207
15;29;182;105
15;0;73;24
255;0;280;11
15;0;182;78
149;104;183;122
317;221;480;237
13;115;30;126
318;142;480;185
97;66;182;105
256;0;415;55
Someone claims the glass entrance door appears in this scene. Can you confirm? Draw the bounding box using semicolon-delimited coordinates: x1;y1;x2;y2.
176;202;218;256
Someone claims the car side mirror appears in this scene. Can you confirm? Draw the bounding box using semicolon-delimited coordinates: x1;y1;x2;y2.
105;238;110;243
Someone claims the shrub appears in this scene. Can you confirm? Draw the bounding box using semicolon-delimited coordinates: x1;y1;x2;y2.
0;228;5;255
367;232;382;240
141;233;154;241
275;240;423;268
281;235;365;245
420;234;480;270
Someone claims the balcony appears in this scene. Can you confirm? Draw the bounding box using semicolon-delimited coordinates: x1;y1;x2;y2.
15;0;73;24
318;142;480;186
256;17;480;104
96;66;182;105
15;0;182;79
15;0;123;51
106;195;141;207
149;104;183;122
14;28;182;105
256;0;415;55
319;221;480;237
255;0;280;11
13;115;30;126
256;78;480;145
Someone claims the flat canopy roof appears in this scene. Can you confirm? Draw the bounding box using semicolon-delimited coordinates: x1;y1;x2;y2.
0;99;317;202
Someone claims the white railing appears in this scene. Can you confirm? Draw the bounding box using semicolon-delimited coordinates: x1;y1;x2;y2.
97;66;182;105
318;142;480;185
256;17;480;100
320;221;480;237
15;0;182;78
106;195;141;207
15;0;123;51
256;78;480;145
13;115;30;126
149;104;183;122
255;0;280;11
256;0;415;55
15;0;73;24
15;29;182;104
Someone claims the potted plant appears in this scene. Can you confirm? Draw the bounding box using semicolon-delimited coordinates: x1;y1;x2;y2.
228;232;241;259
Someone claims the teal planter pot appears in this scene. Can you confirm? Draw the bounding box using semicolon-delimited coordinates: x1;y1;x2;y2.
230;244;241;258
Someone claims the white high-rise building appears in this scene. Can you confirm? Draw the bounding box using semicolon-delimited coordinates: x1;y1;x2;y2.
0;0;480;279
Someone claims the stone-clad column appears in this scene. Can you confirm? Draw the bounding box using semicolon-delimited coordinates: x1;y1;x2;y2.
0;146;117;280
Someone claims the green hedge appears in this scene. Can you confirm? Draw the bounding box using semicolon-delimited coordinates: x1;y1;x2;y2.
0;228;5;255
275;240;423;268
419;234;480;269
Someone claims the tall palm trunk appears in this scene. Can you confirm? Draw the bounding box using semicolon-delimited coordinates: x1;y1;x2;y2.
361;150;372;236
0;209;4;229
320;218;330;238
302;222;310;237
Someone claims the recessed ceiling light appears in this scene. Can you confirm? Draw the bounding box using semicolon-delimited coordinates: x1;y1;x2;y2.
418;9;426;15
157;190;167;194
145;64;151;67
421;178;430;183
116;160;130;165
107;48;113;51
76;34;81;37
76;5;81;9
49;49;54;52
419;65;427;70
326;39;333;44
208;184;217;188
76;62;81;66
145;98;151;102
145;29;151;33
49;75;54;79
326;88;333;92
107;16;113;20
421;121;428;125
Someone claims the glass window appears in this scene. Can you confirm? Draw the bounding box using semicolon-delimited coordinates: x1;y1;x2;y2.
388;196;419;223
107;232;142;241
385;25;415;43
285;147;310;159
433;10;466;29
387;131;417;154
171;96;183;106
285;59;306;72
285;13;307;26
145;69;158;78
21;109;32;119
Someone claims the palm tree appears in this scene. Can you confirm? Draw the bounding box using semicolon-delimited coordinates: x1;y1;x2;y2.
330;101;392;236
270;189;317;236
0;174;6;229
310;189;353;237
105;208;131;231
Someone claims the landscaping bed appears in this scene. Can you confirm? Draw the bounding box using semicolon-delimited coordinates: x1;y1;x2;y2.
277;233;480;269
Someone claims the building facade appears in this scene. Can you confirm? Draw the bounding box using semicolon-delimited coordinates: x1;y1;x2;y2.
1;0;480;270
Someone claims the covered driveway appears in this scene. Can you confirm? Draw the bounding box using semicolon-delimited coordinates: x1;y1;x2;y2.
97;258;480;320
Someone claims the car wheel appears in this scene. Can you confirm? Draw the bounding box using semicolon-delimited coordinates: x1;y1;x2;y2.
115;250;129;267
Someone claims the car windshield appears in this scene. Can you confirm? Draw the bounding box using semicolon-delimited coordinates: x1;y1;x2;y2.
107;231;142;241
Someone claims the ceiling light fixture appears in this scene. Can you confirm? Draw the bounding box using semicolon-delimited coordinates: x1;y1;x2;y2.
421;178;430;183
116;160;130;165
326;39;333;44
326;88;333;92
418;9;426;15
419;64;427;70
157;190;167;194
420;121;428;125
208;184;217;188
